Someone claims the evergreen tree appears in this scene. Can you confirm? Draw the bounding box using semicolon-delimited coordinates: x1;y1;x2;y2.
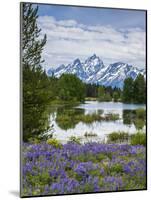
22;3;46;70
133;74;146;103
22;3;50;141
58;74;85;102
113;91;119;102
123;77;134;103
98;86;105;101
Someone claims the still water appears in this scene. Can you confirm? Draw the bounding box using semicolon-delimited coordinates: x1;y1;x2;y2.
47;101;145;143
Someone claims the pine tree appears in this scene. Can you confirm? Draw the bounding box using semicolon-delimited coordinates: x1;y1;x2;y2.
133;74;146;103
21;3;50;142
22;3;46;70
122;77;134;103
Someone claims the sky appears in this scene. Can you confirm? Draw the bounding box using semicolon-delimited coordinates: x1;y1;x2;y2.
35;3;146;70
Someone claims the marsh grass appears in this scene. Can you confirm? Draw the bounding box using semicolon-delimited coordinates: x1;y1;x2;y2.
103;113;120;121
130;131;146;146
68;136;81;144
135;108;146;119
56;112;120;130
107;131;129;143
107;130;146;146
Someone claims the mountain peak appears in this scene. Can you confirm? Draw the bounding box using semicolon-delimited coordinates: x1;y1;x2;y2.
47;55;145;88
90;53;97;59
73;58;81;65
86;54;100;61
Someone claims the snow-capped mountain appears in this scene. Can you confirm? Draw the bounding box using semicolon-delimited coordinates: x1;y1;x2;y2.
47;54;145;88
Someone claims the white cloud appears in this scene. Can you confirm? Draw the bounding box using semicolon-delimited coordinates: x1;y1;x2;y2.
38;16;146;70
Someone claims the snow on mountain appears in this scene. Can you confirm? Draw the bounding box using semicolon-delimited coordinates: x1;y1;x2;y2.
47;55;145;89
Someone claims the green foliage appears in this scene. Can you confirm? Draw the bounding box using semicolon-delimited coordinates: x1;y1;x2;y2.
58;74;85;102
130;132;146;146
56;108;103;130
134;119;145;130
110;163;123;174
68;136;81;144
28;137;40;144
98;86;112;101
107;131;129;143
85;83;98;98
23;69;52;141
136;108;146;119
108;131;146;146
104;113;119;121
22;3;51;142
80;113;101;123
133;74;146;103
123;109;145;130
113;91;119;102
123;74;146;104
22;3;46;69
123;77;134;103
46;138;62;148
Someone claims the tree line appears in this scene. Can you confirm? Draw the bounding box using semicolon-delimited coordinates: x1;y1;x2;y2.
85;75;146;104
123;75;146;103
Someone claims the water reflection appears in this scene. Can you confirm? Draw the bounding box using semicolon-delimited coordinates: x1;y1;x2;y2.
47;101;146;143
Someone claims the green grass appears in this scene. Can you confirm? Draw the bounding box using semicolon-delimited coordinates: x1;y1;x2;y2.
135;108;146;119
85;97;97;101
130;131;146;146
46;138;62;148
107;131;129;143
107;131;146;146
68;136;81;144
103;113;120;121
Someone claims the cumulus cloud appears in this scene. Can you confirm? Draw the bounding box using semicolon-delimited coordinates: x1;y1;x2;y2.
37;16;146;70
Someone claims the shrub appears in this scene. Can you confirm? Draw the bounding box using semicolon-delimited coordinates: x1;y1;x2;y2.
68;136;81;144
134;118;145;130
28;137;40;144
107;131;129;143
104;113;119;121
80;113;101;123
46;138;62;148
130;132;146;146
136;108;146;119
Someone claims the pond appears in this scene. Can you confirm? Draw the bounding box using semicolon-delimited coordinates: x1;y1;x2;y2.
47;101;146;143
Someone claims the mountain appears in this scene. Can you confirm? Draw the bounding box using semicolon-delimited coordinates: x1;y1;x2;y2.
47;54;145;89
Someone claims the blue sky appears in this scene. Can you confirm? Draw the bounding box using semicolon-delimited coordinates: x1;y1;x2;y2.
37;4;146;29
34;3;146;70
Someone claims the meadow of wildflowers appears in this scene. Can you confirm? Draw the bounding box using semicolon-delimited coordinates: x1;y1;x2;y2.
21;142;146;196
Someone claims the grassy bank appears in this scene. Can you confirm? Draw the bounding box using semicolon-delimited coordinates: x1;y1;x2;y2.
107;131;146;146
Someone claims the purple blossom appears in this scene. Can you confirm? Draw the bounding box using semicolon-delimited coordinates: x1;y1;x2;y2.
21;142;146;196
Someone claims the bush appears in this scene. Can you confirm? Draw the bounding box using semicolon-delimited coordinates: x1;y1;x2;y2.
134;118;145;130
80;113;101;123
46;138;62;148
136;108;146;119
68;136;81;144
28;137;40;144
130;132;146;146
104;113;119;121
107;131;129;143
